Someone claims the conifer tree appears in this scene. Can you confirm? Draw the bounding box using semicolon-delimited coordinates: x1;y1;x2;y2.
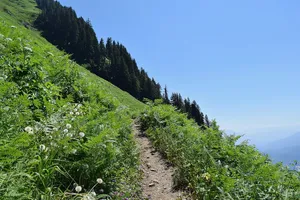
204;114;211;127
163;85;170;104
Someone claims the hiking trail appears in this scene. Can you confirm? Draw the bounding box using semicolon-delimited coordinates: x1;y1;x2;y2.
133;123;187;200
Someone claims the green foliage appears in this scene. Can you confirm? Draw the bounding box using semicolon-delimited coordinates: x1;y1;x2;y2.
0;13;144;199
0;0;39;24
139;104;300;199
34;0;162;101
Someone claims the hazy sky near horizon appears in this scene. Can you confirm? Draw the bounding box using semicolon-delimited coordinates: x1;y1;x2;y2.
58;0;300;133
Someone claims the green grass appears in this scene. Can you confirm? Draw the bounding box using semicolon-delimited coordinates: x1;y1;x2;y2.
139;103;300;199
0;0;39;24
0;0;144;112
0;1;145;199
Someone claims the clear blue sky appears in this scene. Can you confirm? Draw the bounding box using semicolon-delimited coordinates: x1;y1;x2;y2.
58;0;300;134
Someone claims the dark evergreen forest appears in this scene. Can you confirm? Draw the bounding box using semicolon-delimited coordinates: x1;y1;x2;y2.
34;0;211;127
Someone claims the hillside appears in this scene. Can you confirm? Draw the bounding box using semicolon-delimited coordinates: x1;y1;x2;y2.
1;0;300;199
0;1;144;199
0;0;39;23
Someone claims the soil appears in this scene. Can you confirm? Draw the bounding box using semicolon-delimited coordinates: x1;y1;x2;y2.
133;124;187;200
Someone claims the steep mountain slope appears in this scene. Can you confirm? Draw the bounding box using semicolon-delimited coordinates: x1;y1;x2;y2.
1;1;300;199
0;1;145;199
0;0;39;23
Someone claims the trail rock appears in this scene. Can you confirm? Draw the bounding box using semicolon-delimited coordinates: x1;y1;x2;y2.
149;183;155;187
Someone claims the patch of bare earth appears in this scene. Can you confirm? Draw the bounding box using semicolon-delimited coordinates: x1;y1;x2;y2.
133;124;187;200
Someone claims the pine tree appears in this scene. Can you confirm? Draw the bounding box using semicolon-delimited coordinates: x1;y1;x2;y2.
184;98;191;117
204;114;211;127
190;101;205;126
163;85;170;104
171;93;184;111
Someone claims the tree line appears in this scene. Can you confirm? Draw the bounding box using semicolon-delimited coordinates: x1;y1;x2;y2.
163;87;211;127
34;0;161;100
34;0;211;127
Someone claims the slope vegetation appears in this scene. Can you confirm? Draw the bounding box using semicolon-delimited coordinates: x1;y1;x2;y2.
1;1;300;200
0;0;39;23
0;2;144;199
139;103;300;199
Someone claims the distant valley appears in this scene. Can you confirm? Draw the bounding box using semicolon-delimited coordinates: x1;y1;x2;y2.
262;132;300;165
226;128;300;166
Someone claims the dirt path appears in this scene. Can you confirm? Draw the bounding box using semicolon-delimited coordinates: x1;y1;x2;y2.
133;124;186;200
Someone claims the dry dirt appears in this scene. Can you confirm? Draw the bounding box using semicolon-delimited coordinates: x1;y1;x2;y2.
133;124;186;200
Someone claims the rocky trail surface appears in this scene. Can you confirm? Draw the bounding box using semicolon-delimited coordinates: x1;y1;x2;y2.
133;124;187;200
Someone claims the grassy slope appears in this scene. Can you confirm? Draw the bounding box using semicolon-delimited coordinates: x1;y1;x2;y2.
0;0;39;23
0;0;144;111
0;0;144;199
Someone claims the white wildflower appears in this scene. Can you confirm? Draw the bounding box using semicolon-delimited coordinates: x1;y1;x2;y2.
69;111;74;115
63;129;68;133
5;38;12;42
66;133;73;137
83;164;89;169
24;46;32;53
50;142;57;147
96;178;103;184
25;126;33;134
79;132;85;138
77;104;82;108
0;44;5;50
71;149;77;154
83;195;93;200
66;124;72;129
39;144;46;152
10;25;16;29
75;112;80;116
75;185;82;193
71;117;75;121
225;165;229;169
74;108;78;112
99;124;104;130
53;127;58;131
90;191;96;196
